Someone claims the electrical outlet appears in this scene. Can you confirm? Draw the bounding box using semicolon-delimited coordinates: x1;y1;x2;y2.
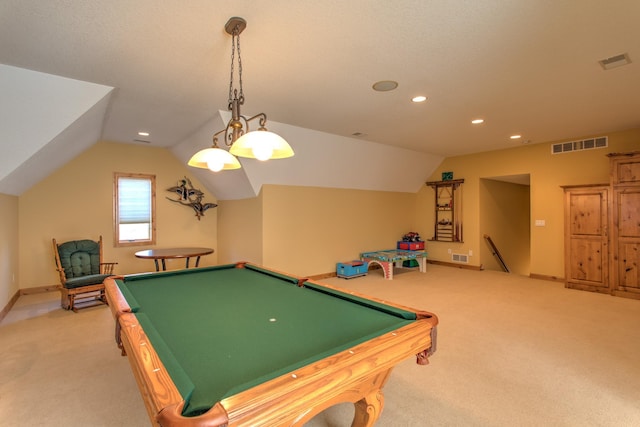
469;250;473;256
448;248;452;254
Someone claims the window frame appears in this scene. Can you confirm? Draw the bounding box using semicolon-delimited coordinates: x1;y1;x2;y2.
113;172;157;247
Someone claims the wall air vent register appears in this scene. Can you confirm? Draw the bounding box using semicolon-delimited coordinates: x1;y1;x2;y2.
452;253;469;263
551;136;608;154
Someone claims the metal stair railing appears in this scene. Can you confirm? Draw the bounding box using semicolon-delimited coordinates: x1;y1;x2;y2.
483;234;510;273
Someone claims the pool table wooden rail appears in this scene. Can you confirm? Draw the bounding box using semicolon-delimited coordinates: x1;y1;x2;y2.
104;265;438;427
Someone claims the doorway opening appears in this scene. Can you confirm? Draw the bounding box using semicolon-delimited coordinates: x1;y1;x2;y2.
480;174;531;275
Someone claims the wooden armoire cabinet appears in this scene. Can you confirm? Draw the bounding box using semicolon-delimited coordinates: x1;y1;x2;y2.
609;152;640;299
562;151;640;299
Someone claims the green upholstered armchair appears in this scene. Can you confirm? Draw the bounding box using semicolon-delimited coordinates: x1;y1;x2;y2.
52;236;117;312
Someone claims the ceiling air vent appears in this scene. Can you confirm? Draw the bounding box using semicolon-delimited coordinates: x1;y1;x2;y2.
551;136;607;154
599;53;631;70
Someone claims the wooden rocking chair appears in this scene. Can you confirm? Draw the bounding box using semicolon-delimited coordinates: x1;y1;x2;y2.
53;236;117;312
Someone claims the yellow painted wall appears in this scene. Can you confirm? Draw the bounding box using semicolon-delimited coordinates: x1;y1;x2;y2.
416;128;640;278
480;180;530;275
7;128;639;298
217;193;263;265
260;185;417;276
18;141;218;289
0;193;19;308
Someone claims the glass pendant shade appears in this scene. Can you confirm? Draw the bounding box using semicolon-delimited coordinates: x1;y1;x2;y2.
187;147;241;171
230;130;295;161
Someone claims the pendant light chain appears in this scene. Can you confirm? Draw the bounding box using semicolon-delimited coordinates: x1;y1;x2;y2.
228;25;244;107
236;28;244;104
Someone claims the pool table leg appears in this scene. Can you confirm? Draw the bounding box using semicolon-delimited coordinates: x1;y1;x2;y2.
353;389;384;427
351;368;392;426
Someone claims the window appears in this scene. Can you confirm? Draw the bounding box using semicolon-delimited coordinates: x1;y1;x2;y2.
114;173;156;246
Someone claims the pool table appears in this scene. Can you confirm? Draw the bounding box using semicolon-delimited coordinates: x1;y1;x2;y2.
104;262;438;427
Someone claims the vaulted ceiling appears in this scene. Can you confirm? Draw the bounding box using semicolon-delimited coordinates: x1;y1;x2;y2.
1;1;639;198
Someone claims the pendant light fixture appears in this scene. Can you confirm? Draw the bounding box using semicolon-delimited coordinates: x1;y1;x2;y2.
188;17;294;172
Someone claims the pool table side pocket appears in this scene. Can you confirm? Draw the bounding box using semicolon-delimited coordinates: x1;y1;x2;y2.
243;262;309;287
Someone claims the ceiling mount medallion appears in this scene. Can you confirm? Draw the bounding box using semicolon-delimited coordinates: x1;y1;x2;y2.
188;17;294;172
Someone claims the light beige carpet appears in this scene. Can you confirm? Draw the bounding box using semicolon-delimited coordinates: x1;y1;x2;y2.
2;264;639;426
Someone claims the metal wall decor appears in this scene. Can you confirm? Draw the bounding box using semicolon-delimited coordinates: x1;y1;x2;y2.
166;177;217;220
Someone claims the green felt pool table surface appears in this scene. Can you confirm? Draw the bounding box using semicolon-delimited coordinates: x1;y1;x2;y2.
106;262;438;426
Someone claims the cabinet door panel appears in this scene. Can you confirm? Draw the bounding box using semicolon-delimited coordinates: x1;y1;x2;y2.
615;161;640;185
618;242;639;290
618;191;640;238
569;239;605;284
570;194;605;235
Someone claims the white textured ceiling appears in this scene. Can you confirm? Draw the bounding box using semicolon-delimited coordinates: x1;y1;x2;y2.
1;1;639;196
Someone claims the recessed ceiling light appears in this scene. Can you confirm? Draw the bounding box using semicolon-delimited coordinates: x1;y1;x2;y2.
372;80;398;92
510;135;522;140
471;119;484;124
412;95;427;103
138;131;150;137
